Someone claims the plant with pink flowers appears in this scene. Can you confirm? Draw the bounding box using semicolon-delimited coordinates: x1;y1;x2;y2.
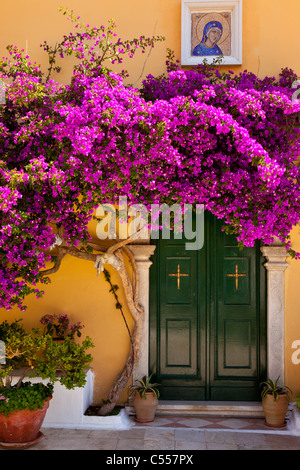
0;9;299;317
40;314;84;340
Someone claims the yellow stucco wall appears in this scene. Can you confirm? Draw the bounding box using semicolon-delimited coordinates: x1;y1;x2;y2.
0;232;134;404
1;0;300;83
1;0;300;402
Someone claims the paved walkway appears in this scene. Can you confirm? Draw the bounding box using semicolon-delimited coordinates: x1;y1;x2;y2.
2;414;299;451
35;426;300;451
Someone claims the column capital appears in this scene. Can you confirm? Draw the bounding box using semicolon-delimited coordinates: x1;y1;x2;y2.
128;245;156;268
261;246;288;272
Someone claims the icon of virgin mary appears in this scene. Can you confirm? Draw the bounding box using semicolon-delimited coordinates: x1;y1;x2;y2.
193;20;223;56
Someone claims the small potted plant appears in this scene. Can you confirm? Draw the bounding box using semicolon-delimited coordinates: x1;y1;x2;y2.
129;374;160;423
260;376;292;428
40;314;84;341
0;318;94;448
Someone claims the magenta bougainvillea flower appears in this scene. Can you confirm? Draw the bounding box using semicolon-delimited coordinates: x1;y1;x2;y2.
0;13;300;310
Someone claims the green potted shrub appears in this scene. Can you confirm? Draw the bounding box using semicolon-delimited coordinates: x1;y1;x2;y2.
129;374;160;423
260;376;292;428
0;318;94;447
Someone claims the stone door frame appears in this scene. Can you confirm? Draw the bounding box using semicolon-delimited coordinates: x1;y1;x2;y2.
129;242;288;387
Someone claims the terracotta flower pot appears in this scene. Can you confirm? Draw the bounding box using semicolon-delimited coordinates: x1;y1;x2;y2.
133;391;158;423
262;393;289;427
0;397;51;444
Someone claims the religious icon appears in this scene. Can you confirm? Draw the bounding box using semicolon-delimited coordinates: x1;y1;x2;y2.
181;0;242;65
191;12;231;57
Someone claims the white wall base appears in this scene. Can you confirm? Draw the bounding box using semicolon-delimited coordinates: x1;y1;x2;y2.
79;409;132;430
11;368;132;430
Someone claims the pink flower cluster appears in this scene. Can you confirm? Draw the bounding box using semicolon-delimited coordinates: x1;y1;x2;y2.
40;314;84;339
0;395;9;403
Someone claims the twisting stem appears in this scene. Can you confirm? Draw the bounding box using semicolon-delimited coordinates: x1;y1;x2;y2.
102;267;134;351
15;367;32;389
40;237;145;416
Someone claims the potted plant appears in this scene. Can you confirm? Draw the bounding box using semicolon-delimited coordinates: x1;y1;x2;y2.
260;376;292;428
129;374;160;423
0;318;94;448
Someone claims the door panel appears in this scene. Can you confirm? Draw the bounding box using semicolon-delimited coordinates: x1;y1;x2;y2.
165;319;192;368
223;257;251;304
209;222;266;400
149;213;266;401
165;257;192;304
151;237;206;399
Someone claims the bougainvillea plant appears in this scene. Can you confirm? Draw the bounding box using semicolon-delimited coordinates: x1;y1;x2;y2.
0;9;300;312
1;8;300;414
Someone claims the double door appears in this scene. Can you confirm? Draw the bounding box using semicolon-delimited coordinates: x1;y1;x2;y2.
149;215;267;400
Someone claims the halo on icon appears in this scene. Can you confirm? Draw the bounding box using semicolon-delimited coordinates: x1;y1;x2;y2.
196;12;230;46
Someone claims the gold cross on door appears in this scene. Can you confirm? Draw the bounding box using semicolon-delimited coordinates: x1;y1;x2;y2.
226;264;246;290
168;263;189;290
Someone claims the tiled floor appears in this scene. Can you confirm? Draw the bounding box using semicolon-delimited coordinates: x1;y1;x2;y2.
1;414;300;450
133;414;286;432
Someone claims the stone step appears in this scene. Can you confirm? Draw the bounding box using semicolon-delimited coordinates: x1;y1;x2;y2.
126;400;264;418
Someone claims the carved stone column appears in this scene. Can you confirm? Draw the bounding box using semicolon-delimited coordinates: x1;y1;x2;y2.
128;244;156;381
261;245;288;383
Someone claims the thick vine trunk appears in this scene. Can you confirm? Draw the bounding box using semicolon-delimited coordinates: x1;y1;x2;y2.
98;345;134;416
42;234;145;416
98;248;144;416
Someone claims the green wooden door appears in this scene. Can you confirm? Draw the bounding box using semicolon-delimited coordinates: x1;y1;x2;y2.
149;214;267;401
